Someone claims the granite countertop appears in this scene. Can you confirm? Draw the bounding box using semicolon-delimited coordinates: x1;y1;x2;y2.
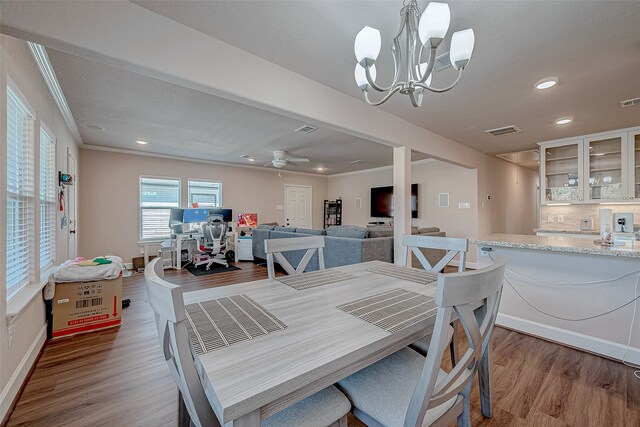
533;228;599;235
472;234;640;258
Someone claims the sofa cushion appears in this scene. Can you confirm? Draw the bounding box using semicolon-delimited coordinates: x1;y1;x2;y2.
326;225;368;239
418;227;440;234
257;224;277;230
296;228;326;236
368;229;394;238
274;226;297;233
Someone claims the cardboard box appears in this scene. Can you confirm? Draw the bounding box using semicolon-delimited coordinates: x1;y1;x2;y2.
52;276;123;338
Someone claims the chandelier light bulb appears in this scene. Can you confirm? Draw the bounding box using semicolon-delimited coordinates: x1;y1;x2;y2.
354;63;377;90
450;29;475;70
354;26;382;63
418;2;451;46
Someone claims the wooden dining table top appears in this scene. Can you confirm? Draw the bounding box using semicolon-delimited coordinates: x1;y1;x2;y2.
182;260;441;424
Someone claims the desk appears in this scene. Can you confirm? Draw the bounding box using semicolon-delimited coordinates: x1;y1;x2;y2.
175;232;203;270
182;261;493;426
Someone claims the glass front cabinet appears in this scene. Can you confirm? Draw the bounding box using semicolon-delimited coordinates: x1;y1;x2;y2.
541;140;584;203
540;127;640;205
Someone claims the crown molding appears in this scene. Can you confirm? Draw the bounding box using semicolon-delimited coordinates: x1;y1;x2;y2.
27;42;83;145
327;158;436;178
81;144;328;178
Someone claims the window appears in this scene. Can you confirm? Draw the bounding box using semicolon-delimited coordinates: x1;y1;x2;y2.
6;85;35;298
40;127;56;271
188;180;222;208
140;177;180;240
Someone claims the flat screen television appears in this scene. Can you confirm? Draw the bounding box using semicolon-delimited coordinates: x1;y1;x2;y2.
370;184;418;218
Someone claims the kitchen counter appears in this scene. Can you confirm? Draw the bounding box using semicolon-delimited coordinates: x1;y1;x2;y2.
533;228;599;235
475;233;640;364
473;233;640;258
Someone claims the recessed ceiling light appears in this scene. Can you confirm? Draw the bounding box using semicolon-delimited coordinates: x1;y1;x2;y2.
85;124;105;131
316;167;325;171
555;117;573;125
136;140;148;145
248;157;255;162
535;77;558;90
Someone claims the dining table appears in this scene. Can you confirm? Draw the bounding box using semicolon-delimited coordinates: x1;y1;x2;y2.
180;260;493;426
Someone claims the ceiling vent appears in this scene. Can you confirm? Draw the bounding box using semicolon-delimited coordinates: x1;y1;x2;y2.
485;125;522;137
433;52;452;72
295;125;318;134
350;159;366;164
620;97;640;108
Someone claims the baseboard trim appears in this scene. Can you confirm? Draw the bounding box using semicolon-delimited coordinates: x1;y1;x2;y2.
497;313;640;365
0;323;48;424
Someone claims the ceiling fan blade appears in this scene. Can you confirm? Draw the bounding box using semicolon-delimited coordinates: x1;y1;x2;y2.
286;158;310;163
263;162;273;167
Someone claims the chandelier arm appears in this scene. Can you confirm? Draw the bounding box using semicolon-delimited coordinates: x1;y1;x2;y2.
409;90;423;108
363;85;403;106
415;69;464;93
417;46;438;84
364;42;402;92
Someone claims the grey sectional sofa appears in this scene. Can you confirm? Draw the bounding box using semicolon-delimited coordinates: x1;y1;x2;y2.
252;225;446;272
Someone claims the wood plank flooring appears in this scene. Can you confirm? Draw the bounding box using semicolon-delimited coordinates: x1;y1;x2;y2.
5;262;639;427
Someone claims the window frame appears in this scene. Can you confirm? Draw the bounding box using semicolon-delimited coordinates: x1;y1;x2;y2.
6;79;37;300
187;178;222;208
39;123;57;273
139;175;181;241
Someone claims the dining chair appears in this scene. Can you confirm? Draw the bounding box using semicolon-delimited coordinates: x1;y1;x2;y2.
337;257;506;427
264;236;325;280
144;258;350;427
402;235;470;365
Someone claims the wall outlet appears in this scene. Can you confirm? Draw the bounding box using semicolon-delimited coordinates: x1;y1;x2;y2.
276;205;284;210
480;247;492;257
580;219;594;230
557;214;564;223
547;215;555;223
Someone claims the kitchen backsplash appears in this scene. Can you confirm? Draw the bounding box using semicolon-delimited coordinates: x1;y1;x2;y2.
539;204;640;231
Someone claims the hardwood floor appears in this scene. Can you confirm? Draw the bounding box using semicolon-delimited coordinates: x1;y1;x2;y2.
5;262;639;427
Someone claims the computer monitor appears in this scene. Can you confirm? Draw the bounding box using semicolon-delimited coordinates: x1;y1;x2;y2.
207;208;233;222
237;213;258;228
183;208;209;223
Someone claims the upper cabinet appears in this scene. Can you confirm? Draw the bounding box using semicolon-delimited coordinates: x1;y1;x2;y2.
540;126;640;205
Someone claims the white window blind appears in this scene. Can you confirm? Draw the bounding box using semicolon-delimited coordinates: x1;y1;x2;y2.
6;86;35;299
140;177;180;240
188;180;221;208
40;127;56;271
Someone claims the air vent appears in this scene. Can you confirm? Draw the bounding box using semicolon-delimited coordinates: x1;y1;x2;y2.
295;125;318;134
433;52;452;72
621;97;640;108
485;125;522;137
350;159;366;164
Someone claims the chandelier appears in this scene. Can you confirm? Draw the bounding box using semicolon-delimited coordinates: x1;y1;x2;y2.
353;1;475;107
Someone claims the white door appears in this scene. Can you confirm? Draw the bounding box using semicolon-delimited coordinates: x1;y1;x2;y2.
284;185;312;228
67;149;78;259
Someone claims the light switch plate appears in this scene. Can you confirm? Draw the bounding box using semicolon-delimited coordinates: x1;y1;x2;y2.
276;205;284;210
547;215;555;223
557;215;564;223
458;202;471;209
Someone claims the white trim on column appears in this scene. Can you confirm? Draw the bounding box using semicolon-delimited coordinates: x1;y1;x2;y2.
27;42;83;145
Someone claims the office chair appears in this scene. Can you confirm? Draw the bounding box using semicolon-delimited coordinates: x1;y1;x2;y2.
194;215;229;270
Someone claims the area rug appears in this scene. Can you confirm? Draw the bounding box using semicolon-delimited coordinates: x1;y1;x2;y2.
186;263;241;276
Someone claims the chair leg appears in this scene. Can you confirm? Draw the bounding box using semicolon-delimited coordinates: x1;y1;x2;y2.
328;415;348;427
449;320;460;367
456;381;472;427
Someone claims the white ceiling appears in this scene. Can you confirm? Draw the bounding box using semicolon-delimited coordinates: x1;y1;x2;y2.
47;48;429;174
133;0;640;155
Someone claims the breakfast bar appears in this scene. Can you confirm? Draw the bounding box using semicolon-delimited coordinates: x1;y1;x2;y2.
474;234;640;364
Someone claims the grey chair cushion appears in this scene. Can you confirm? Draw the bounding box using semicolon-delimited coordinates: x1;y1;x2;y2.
256;224;277;230
337;347;457;427
368;229;394;238
296;228;326;236
418;227;440;234
326;225;368;239
262;385;350;427
410;324;454;357
274;226;297;233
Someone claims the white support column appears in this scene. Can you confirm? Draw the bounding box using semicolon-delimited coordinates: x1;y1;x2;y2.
393;146;412;265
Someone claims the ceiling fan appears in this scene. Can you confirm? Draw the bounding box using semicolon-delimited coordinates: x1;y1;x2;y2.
264;150;310;169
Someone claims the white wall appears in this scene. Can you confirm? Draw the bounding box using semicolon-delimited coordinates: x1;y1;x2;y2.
0;35;80;421
78;148;328;262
